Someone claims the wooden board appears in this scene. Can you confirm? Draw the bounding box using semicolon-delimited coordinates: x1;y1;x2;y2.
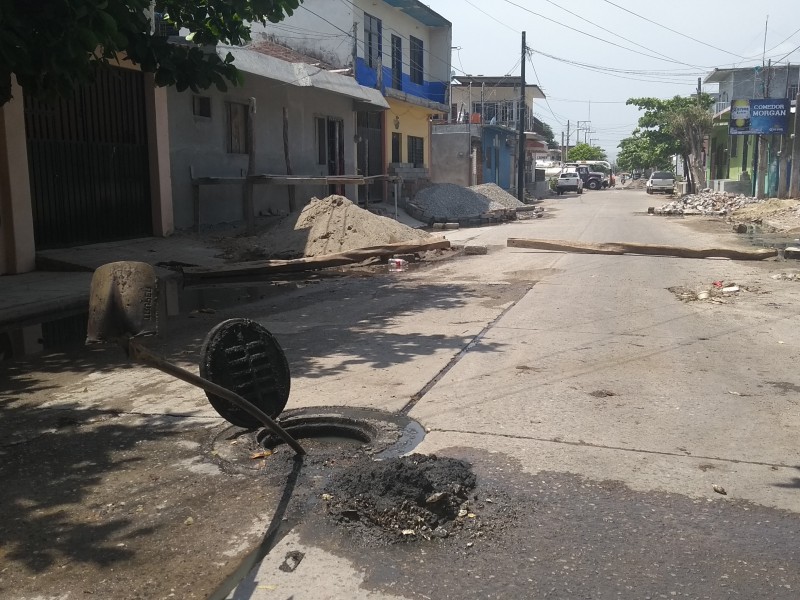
183;239;451;283
507;238;777;261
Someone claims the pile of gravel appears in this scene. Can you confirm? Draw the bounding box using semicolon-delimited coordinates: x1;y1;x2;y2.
656;190;760;216
412;183;506;221
470;183;525;209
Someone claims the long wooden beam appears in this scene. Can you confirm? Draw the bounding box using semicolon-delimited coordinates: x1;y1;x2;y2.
183;239;451;283
507;238;777;261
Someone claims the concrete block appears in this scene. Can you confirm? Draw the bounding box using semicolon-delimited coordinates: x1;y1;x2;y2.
464;244;488;255
444;223;460;230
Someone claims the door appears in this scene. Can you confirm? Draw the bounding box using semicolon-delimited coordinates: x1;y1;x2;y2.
327;118;344;195
356;111;383;204
391;132;401;164
24;66;152;249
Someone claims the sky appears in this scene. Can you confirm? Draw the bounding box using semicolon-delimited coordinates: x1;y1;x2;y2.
424;0;800;161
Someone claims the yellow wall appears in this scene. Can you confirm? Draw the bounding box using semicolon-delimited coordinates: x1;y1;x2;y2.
386;99;433;167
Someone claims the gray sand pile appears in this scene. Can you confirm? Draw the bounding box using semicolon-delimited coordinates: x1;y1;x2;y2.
250;195;430;259
413;183;506;221
470;183;525;209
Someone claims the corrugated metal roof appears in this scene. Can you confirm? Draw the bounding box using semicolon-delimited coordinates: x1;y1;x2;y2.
218;45;388;109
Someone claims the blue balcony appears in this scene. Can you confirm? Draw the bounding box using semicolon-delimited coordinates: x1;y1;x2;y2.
355;58;447;105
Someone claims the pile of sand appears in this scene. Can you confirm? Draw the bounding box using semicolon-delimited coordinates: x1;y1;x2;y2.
244;195;431;259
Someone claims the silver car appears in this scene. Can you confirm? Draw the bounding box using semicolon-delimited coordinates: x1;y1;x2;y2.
646;171;675;194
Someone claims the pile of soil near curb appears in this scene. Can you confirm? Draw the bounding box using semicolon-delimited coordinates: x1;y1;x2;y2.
323;454;480;543
218;195;431;261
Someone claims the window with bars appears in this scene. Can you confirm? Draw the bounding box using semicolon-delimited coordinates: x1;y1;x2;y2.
408;135;424;167
364;13;382;69
789;84;798;99
410;36;423;85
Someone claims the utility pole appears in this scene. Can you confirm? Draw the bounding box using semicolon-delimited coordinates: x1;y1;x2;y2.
566;119;570;163
697;77;702;104
517;30;526;202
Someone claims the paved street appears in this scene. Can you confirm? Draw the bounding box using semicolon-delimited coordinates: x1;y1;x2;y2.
234;186;800;598
4;187;800;599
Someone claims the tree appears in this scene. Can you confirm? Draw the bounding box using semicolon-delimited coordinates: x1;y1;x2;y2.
622;94;714;189
532;117;558;149
0;0;301;105
568;143;607;162
616;133;672;173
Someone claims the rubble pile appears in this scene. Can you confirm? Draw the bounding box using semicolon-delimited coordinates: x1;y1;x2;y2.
655;190;759;216
411;183;506;222
470;183;526;209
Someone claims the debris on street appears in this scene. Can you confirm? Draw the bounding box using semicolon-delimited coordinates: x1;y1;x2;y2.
407;183;517;225
470;183;526;209
323;454;489;544
218;195;431;261
713;484;728;495
652;190;758;216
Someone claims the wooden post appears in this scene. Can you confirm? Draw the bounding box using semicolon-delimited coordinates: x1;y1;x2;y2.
282;107;296;213
244;98;256;235
790;93;800;198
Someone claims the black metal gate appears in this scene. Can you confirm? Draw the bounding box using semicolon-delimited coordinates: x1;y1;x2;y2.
356;111;384;203
24;67;152;249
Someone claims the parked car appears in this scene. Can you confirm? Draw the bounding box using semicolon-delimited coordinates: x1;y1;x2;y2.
646;171;675;194
556;171;583;195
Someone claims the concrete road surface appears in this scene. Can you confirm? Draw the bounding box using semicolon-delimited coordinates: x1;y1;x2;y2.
5;187;800;600
231;187;800;599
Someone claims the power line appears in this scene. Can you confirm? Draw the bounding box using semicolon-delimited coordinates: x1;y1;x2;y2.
532;49;699;85
598;0;747;59
525;49;565;126
499;0;709;70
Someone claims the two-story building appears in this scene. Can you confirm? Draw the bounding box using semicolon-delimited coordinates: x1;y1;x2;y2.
431;75;545;192
250;0;452;203
704;66;799;196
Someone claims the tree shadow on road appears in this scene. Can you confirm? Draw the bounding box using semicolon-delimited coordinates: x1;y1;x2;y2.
0;395;184;575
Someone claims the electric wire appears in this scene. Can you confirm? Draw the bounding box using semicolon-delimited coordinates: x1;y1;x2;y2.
499;0;709;70
597;0;746;59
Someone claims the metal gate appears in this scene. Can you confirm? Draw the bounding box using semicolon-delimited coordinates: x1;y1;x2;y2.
24;67;152;249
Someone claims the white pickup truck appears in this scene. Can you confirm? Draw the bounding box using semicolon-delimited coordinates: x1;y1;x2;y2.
556;171;583;195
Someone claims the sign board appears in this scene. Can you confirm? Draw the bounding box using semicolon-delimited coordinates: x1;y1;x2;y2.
729;98;791;135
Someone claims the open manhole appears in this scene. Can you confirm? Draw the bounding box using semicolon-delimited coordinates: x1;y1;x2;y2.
208;407;425;472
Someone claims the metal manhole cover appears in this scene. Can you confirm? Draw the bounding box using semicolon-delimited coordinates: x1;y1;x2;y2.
199;318;291;428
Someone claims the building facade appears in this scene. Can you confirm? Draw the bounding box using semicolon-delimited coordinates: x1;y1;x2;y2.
250;0;452;201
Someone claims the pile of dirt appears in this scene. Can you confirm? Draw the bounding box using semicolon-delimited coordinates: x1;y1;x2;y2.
730;198;800;232
323;454;480;543
220;195;431;260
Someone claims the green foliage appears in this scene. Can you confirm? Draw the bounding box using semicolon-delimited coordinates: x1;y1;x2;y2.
567;143;607;162
616;93;714;172
0;0;302;105
533;117;558;149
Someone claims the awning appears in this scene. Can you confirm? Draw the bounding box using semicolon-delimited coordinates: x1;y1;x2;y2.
217;45;389;110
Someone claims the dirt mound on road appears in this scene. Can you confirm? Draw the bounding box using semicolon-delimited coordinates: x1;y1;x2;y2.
220;195;431;260
470;183;526;209
730;199;800;232
412;183;506;222
323;454;480;543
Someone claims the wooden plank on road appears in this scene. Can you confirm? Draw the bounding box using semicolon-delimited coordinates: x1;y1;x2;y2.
507;238;777;261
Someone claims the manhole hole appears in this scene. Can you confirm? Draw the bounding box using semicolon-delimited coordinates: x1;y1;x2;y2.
208;407;426;472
